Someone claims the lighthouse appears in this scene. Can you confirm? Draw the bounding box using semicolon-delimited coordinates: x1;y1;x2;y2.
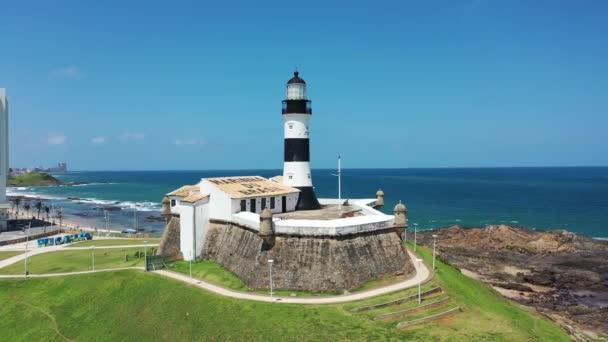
282;71;321;210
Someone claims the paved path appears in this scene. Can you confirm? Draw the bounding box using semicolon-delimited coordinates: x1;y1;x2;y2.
0;243;159;270
0;244;433;305
154;249;432;305
0;267;144;279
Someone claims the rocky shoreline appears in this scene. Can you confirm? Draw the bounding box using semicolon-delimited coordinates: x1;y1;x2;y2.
418;225;608;341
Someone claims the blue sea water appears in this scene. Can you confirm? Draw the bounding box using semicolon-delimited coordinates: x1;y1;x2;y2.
8;167;608;238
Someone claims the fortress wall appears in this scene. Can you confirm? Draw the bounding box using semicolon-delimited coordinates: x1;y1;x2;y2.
201;220;415;292
157;216;182;258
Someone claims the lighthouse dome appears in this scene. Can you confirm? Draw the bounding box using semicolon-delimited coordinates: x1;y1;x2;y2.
287;71;306;84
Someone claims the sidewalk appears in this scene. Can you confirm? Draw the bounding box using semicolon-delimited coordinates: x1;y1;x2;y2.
153;248;432;305
0;245;432;305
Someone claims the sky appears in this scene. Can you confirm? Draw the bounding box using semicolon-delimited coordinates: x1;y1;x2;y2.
1;0;607;170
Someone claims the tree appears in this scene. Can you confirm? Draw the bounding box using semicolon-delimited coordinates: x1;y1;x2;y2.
57;210;63;232
23;202;31;218
35;200;43;219
44;205;51;220
12;197;21;218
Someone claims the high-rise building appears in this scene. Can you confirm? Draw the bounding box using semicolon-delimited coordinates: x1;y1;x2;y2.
0;89;9;231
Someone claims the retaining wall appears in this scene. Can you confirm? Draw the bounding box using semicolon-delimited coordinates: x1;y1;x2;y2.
201;220;415;292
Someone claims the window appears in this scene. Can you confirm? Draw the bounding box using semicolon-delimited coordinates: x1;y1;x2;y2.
171;199;176;207
250;199;256;213
240;200;246;212
288;123;293;129
270;197;275;209
288;175;293;180
261;198;267;209
307;173;311;179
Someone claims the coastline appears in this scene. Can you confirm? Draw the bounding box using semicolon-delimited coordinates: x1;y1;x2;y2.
418;225;608;339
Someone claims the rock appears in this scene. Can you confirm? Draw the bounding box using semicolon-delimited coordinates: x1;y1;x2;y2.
418;225;608;337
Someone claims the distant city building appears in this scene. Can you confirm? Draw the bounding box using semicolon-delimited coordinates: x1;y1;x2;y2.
0;88;9;231
50;162;68;173
9;162;68;176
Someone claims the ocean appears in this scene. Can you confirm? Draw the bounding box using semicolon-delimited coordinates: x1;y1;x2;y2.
7;167;608;238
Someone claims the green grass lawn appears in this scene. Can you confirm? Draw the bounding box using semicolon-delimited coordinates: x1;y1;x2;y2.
0;244;570;341
168;260;249;291
0;271;413;341
0;248;146;275
68;238;160;247
0;251;23;262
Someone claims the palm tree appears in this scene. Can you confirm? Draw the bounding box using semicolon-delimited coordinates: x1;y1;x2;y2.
12;197;21;218
35;200;43;219
44;205;51;221
57;209;63;232
23;202;31;218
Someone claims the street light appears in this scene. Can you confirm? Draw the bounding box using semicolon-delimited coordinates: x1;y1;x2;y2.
104;210;109;236
24;222;31;279
92;245;95;271
432;234;438;270
144;240;147;262
268;259;274;301
414;223;418;252
416;258;423;305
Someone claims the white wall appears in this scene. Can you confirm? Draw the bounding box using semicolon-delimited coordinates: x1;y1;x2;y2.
282;162;313;187
230;192;298;215
283;114;310;139
180;197;210;261
200;180;233;220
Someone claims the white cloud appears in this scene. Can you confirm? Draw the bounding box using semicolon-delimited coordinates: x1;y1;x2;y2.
119;132;145;142
174;138;207;146
43;133;66;145
91;136;105;145
51;66;84;79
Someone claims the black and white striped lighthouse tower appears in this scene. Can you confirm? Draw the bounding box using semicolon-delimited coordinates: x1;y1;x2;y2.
282;71;321;210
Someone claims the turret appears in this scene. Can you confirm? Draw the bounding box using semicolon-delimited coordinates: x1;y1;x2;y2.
259;208;275;250
394;201;408;240
375;189;385;208
161;196;171;222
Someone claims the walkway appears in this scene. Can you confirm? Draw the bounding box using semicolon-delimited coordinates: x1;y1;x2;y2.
0;244;432;305
154;248;432;304
0;241;159;270
0;267;144;279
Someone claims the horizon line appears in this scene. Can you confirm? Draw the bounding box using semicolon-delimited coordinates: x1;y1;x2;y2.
59;165;608;172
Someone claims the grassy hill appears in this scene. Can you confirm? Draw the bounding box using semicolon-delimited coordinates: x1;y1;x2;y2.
0;245;570;341
8;172;61;187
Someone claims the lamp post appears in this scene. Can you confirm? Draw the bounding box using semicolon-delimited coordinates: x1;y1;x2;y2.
416;258;423;304
104;210;109;235
268;259;274;301
92;245;95;271
432;234;438;270
24;223;31;279
414;223;418;252
144;240;147;262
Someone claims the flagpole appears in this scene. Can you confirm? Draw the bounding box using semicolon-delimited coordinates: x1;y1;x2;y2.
338;156;342;202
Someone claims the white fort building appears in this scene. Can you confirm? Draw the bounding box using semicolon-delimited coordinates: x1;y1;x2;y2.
0;89;9;231
162;72;406;270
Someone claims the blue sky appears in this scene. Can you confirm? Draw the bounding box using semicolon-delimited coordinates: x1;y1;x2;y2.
1;0;607;170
